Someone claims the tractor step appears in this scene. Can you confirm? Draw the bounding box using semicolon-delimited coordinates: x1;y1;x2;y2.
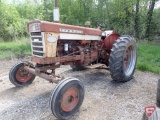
86;63;106;69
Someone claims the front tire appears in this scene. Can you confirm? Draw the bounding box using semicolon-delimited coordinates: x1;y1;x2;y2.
9;62;36;87
109;36;137;82
50;78;85;120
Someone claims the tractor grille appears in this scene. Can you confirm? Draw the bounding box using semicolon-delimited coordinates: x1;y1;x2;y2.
30;32;45;57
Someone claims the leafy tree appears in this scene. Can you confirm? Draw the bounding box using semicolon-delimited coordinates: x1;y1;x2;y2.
1;0;160;41
145;0;157;40
135;0;140;39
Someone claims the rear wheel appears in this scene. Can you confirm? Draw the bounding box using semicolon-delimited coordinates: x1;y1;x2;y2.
50;78;84;120
109;36;137;82
9;62;35;87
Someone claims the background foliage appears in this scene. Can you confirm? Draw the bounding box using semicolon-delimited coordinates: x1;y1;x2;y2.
0;0;160;41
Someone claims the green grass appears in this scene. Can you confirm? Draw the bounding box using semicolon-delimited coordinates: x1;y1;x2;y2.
0;38;31;59
137;41;160;74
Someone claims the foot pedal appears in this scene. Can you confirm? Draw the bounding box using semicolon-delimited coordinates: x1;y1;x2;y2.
86;63;106;69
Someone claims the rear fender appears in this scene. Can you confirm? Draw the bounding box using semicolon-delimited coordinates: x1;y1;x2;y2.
103;32;120;52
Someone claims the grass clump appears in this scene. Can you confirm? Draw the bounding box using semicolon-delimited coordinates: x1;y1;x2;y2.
137;41;160;74
0;38;31;59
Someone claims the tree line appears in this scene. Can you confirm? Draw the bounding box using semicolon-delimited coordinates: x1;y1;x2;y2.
0;0;160;41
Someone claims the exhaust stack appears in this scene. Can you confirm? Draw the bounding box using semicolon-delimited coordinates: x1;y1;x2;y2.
54;0;60;23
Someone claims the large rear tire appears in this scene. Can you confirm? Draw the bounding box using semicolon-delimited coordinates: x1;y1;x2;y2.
109;36;137;82
50;78;85;120
9;62;36;87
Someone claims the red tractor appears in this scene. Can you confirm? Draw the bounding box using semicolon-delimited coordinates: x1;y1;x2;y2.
9;2;137;119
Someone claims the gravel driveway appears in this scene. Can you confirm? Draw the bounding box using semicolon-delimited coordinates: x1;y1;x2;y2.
0;59;159;120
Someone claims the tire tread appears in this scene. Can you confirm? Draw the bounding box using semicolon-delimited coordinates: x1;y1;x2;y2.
109;36;137;82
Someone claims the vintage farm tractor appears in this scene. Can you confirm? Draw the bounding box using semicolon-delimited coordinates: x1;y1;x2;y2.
9;1;137;119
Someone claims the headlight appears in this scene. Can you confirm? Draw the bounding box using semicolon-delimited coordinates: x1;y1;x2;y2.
102;31;106;37
29;23;41;32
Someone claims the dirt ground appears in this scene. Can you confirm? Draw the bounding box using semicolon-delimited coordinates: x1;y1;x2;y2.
0;59;159;120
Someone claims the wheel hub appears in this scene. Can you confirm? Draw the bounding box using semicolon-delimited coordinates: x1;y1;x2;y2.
123;45;136;76
124;49;131;70
61;87;79;112
16;67;32;83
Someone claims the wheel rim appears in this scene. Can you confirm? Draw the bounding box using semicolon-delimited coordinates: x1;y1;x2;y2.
61;87;79;112
123;45;136;76
16;67;32;83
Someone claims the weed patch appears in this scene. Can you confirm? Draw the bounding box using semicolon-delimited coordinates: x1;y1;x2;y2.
0;38;31;59
137;42;160;74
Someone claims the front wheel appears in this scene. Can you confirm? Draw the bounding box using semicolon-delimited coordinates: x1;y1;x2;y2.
109;36;137;82
50;78;85;120
9;62;36;87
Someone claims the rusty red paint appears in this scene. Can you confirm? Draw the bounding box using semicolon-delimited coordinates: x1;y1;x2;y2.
27;20;102;36
61;87;79;112
104;34;120;52
123;46;133;72
124;48;130;71
31;51;98;65
24;66;61;83
16;67;32;83
31;55;81;64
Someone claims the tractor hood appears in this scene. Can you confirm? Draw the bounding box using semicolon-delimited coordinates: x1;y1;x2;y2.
27;20;102;36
